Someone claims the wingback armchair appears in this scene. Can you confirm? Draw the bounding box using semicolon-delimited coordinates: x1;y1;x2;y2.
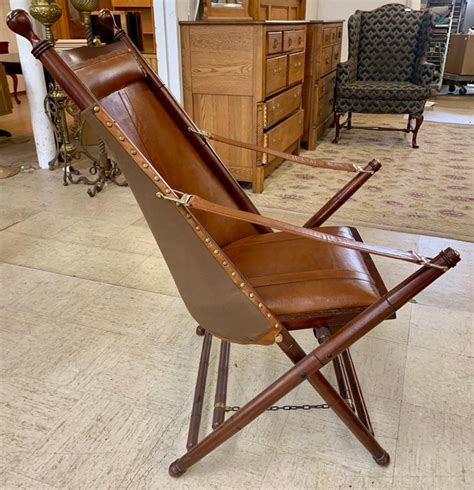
333;3;435;148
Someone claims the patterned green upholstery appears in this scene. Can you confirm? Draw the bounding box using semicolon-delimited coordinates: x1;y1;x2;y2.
335;3;435;117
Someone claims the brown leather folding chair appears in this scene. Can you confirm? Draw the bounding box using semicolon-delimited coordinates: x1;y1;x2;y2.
7;9;461;478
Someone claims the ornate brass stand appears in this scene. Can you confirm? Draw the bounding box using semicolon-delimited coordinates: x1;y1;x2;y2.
30;0;126;197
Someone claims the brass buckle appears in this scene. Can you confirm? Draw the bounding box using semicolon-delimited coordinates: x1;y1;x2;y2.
156;190;192;206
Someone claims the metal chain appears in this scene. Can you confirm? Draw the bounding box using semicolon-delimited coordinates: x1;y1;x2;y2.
225;403;330;412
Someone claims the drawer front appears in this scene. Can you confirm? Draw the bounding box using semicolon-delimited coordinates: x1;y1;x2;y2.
317;92;335;125
267;31;283;55
336;26;343;43
266;109;304;161
265;84;302;129
288;51;305;85
322;27;336;46
318;71;336;100
283;29;305;52
320;45;334;76
265;55;288;96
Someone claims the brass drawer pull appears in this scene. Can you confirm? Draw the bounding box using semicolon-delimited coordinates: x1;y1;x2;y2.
273;39;279;49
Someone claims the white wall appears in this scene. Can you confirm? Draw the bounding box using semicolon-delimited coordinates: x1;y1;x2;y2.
316;0;421;60
0;3;26;93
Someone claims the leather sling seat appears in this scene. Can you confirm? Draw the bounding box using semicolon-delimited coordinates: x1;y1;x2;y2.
223;226;380;327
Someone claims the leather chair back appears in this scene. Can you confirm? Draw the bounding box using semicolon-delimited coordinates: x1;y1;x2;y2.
57;39;278;345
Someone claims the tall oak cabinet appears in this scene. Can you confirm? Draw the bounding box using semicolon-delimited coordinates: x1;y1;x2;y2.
180;21;307;193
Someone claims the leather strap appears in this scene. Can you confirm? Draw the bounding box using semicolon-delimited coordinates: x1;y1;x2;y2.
189;127;359;173
162;192;446;270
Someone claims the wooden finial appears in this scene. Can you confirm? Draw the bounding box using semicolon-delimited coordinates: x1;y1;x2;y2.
6;9;42;48
98;8;125;40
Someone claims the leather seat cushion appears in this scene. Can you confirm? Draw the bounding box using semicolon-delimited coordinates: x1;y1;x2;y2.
223;227;381;321
337;81;430;101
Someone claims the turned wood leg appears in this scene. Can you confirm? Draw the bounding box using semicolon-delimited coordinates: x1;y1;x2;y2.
9;74;21;104
412;115;423;149
212;341;230;429
187;332;212;450
332;112;342;144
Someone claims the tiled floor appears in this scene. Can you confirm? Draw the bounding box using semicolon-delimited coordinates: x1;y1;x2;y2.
1;96;473;489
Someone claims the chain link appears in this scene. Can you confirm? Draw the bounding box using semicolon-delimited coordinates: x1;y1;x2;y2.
225;403;330;412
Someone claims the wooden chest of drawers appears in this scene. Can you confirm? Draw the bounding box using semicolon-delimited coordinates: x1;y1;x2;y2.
180;21;307;193
302;20;343;150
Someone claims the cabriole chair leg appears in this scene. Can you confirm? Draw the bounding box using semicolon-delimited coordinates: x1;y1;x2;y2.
332;112;342;143
412;115;423;149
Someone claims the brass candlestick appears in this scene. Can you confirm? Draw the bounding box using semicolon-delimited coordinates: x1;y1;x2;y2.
70;0;99;46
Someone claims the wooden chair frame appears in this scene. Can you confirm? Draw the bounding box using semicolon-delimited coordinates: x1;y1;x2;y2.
6;9;461;478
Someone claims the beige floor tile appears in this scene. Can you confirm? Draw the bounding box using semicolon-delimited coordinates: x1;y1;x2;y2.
409;304;473;357
392;475;472;489
15;393;174;489
403;344;473;418
0;263;52;309
0;376;80;466
8;268;86;319
53;280;183;338
1;309;122;391
0;206;40;232
294;378;401;440
67;245;149;285
52;218;158;257
6;211;76;238
129;438;274;489
350;336;408;401
366;303;412;345
0;231;96;277
83;341;198;414
414;260;473;312
260;452;393;489
0;470;56;489
275;405;397;477
118;255;180;296
394;403;473;481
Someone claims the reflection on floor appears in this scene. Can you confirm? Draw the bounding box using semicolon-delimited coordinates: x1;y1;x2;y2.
0;92;473;489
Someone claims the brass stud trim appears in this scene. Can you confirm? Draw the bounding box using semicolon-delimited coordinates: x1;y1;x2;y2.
205;238;210;243
93;105;100;112
258;303;263;308
130;149;137;155
195;226;201;231
222;261;228;266
231;272;236;277
274;323;279;329
186;213;191;219
156;192;162;199
239;282;245;288
119;136;125;141
249;293;254;298
106;121;113;127
213;249;219;255
266;313;271;318
142;163;149;168
153;176;160;181
275;333;283;343
165;189;171;194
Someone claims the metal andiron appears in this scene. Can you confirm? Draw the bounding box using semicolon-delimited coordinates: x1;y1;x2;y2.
30;0;126;196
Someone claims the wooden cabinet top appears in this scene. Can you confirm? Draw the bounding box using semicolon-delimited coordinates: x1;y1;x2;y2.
180;20;343;26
